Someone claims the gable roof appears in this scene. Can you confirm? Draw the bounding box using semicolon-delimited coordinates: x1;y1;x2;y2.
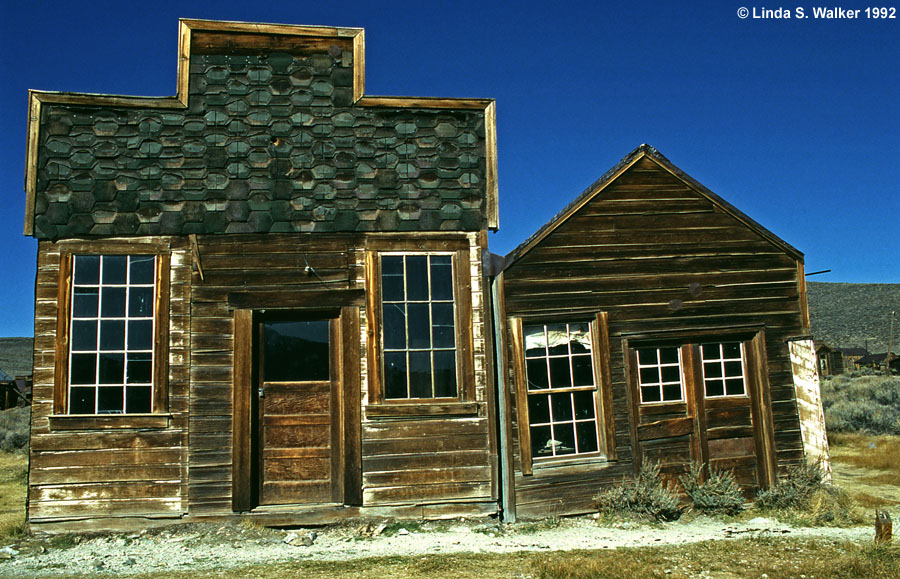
503;144;803;269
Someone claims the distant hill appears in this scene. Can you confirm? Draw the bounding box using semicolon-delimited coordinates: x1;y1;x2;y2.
807;282;900;353
0;337;33;378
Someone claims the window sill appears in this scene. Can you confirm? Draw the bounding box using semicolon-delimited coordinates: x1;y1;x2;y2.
48;413;172;431
365;402;479;418
532;454;612;471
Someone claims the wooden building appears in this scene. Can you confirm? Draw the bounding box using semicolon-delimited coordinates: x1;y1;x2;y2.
814;341;844;377
493;145;811;519
24;19;499;532
23;19;822;531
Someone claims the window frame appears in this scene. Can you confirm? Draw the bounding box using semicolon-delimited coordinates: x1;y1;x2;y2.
521;321;603;460
53;245;170;420
512;312;617;475
365;239;476;413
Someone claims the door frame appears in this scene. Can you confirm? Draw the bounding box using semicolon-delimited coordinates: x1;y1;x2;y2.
232;303;362;512
255;314;341;506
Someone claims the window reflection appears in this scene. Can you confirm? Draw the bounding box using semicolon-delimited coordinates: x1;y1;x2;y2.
381;254;458;399
263;320;330;382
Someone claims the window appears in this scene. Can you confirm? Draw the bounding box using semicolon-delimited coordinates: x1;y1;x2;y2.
636;346;684;403
66;254;158;414
700;342;747;397
380;254;457;399
523;322;600;458
262;320;331;382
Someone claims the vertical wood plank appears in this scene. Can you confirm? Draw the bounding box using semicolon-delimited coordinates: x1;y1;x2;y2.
509;317;533;476
685;344;709;477
797;262;810;334
681;345;702;469
455;247;475;402
749;331;778;488
232;308;253;512
625;346;642;474
592;312;617;461
364;251;382;404
53;252;72;414
154;251;171;413
330;318;344;504
493;272;517;519
341;306;362;505
481;237;500;500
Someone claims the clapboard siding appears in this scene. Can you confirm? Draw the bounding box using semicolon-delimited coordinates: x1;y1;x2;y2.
501;154;806;517
28;238;191;523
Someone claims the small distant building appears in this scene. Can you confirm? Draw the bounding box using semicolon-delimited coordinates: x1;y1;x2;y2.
0;367;31;409
854;352;898;372
836;347;868;370
814;342;843;377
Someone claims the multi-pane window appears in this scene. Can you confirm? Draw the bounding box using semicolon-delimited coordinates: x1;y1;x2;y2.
68;255;156;414
636;347;684;403
523;322;600;458
700;342;747;397
380;254;457;399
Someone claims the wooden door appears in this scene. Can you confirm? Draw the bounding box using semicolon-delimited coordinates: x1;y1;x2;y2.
629;340;766;493
257;317;341;506
630;345;699;481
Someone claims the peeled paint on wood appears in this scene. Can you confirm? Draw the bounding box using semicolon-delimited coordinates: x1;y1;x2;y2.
789;338;832;479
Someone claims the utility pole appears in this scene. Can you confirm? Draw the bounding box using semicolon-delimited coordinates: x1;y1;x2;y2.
887;311;895;376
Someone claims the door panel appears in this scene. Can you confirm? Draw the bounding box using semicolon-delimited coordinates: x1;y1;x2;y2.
257;318;339;506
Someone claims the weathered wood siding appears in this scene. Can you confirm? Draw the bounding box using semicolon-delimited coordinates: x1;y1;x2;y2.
188;232;362;513
359;233;495;510
188;231;494;515
28;238;191;523
502;156;806;518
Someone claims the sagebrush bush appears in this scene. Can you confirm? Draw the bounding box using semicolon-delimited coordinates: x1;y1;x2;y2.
679;462;745;515
755;460;826;511
821;375;900;435
593;458;682;521
0;406;30;453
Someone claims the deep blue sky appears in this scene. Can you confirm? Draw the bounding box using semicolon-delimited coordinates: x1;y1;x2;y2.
1;1;897;337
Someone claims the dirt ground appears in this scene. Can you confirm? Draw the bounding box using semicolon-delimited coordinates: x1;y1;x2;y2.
0;435;897;578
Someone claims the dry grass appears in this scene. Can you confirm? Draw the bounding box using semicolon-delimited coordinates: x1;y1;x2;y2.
532;539;900;579
66;538;897;579
0;451;27;540
829;433;900;473
853;492;897;508
829;433;900;509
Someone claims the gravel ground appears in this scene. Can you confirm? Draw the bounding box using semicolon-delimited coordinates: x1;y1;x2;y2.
0;515;879;577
